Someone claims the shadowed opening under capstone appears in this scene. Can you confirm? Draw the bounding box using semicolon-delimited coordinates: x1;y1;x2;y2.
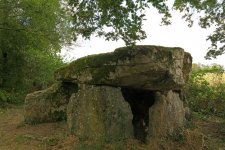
121;87;155;143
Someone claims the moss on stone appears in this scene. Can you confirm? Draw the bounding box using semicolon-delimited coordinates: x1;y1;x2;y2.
89;66;114;84
67;85;133;143
183;52;192;82
55;45;185;82
24;82;78;124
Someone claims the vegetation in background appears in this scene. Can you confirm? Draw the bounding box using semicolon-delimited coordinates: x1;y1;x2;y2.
185;64;225;149
187;64;225;118
0;0;73;105
0;89;13;107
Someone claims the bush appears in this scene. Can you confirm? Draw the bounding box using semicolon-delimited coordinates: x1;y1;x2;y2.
0;89;7;107
0;49;64;106
187;64;225;117
0;89;20;107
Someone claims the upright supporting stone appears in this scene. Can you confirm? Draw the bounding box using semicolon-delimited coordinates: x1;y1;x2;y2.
67;84;133;143
148;90;185;144
121;88;186;143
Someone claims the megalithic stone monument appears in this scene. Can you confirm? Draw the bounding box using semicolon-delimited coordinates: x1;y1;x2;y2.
24;45;192;145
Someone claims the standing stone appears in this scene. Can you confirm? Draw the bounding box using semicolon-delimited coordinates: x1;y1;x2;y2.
148;90;185;142
24;82;77;123
67;84;133;143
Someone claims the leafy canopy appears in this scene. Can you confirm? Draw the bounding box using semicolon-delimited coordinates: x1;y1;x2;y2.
0;0;73;53
67;0;224;58
0;0;71;94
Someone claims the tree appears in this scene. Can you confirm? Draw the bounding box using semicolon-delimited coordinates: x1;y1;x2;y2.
0;0;73;96
66;0;224;59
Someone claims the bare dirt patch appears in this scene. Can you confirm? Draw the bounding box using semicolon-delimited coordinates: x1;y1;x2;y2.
0;107;224;150
0;106;78;150
193;114;225;150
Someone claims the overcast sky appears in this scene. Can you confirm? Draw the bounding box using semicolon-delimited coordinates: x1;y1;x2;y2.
62;8;225;66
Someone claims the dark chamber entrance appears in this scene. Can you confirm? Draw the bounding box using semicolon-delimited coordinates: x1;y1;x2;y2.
121;87;155;143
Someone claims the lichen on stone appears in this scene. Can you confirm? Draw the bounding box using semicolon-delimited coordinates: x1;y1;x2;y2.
24;82;78;124
54;45;192;91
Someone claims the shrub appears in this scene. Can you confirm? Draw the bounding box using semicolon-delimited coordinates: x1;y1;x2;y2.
0;89;7;107
187;64;225;117
0;89;18;107
1;50;64;106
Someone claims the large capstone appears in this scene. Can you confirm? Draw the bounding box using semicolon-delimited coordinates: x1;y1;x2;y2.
55;45;192;90
24;82;77;123
67;84;133;143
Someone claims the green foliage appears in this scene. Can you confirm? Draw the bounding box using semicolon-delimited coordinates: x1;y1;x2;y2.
0;49;64;106
0;89;7;107
0;0;70;105
22;49;64;91
0;89;19;107
66;0;171;45
174;0;225;59
187;64;225;117
66;0;224;58
0;0;73;50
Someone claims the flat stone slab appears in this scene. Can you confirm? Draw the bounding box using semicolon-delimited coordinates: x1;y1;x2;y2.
55;45;192;90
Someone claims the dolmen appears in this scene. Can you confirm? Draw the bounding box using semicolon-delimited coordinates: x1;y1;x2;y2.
24;45;192;144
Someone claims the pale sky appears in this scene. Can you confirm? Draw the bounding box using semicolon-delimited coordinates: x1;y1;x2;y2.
62;8;225;67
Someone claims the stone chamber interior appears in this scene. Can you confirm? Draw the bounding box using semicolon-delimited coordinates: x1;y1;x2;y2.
121;87;155;143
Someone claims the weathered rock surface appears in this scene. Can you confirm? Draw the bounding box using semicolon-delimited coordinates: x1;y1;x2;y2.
24;45;192;144
55;45;192;90
148;90;185;139
67;85;133;143
120;88;186;143
24;82;77;123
